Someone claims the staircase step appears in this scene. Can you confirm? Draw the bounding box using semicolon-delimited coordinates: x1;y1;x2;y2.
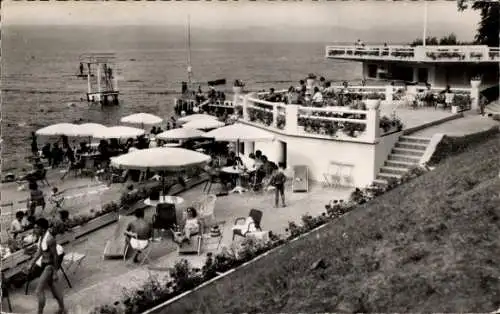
377;172;403;180
392;148;425;157
388;154;422;163
395;142;428;151
399;136;431;144
373;178;388;186
385;160;418;169
379;166;409;175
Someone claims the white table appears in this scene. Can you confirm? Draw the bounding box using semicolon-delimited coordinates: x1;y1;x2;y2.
220;166;247;194
163;143;181;148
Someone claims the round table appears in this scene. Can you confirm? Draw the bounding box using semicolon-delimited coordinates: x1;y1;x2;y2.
144;196;184;206
220;166;248;194
220;166;245;175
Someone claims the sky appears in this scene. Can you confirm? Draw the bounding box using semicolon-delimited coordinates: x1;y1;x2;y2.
2;1;481;41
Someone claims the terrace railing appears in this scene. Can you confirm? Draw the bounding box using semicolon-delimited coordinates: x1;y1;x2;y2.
238;95;380;143
325;45;500;62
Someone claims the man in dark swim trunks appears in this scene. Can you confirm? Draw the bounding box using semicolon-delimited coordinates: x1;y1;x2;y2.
29;218;67;314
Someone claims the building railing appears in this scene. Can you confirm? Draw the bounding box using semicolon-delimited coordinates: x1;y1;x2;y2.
238;95;380;143
325;45;500;62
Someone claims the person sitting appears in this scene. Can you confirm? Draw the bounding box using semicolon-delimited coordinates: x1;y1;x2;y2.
49;187;65;212
49;210;70;235
312;87;323;105
125;208;153;263
150;126;157;135
41;143;52;164
10;211;29;239
173;207;201;246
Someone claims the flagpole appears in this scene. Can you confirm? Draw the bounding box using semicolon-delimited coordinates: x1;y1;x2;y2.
423;1;428;46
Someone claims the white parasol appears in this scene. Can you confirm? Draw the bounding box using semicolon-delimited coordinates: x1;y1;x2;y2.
110;147;211;171
177;114;218;124
156;128;206;141
120;113;163;128
202;123;275;142
182;119;225;130
35;123;79;137
93;126;145;140
76;123;108;137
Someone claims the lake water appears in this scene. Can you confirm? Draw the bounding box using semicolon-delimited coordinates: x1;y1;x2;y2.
1;25;361;171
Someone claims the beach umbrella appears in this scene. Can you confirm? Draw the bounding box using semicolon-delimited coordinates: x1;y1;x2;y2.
203;123;275;162
177;114;218;124
202;123;275;142
110;147;211;193
93;126;145;140
35;123;79;137
182;119;225;130
75;123;108;137
120;113;163;128
156;128;206;141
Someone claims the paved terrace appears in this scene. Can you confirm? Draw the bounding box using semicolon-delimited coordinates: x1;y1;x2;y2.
5;178;352;313
411;112;499;137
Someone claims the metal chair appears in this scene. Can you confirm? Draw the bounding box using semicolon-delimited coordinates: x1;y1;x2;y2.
1;272;12;312
232;209;263;241
123;232;153;266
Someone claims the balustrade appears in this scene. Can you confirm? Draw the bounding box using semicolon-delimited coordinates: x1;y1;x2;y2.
326;45;499;62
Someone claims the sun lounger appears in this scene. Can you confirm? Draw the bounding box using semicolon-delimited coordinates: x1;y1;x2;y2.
103;215;135;259
292;165;308;192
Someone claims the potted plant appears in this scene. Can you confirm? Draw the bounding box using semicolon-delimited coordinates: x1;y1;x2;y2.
306;73;316;88
364;92;382;110
233;80;245;94
470;75;481;88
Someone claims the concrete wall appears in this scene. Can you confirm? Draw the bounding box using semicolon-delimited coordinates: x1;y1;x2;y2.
374;131;402;175
251;132;378;187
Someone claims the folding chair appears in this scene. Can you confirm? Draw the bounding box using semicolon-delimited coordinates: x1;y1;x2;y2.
232;209;263;241
194;194;217;225
62;234;88;275
1;272;12;312
340;165;354;187
326;162;342;188
198;220;226;253
123;232;153;266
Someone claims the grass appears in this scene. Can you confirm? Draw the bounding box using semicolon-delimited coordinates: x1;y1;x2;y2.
159;134;500;314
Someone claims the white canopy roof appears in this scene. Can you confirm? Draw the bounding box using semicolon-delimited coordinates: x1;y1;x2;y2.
182;119;225;130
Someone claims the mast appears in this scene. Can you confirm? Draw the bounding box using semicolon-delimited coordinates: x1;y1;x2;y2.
422;1;428;47
187;15;193;88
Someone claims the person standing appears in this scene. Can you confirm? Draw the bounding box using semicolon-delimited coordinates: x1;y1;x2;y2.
270;163;287;208
28;218;67;314
31;132;39;156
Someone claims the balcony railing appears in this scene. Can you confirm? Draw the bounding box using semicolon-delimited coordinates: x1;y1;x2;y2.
238;95;380;143
325;45;500;62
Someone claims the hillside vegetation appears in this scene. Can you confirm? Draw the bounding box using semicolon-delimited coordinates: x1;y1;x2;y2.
163;134;500;313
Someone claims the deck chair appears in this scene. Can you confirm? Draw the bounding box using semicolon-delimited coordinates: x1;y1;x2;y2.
198;220;226;254
123;232;153;266
152;203;177;236
1;272;12;312
292;165;309;192
61;234;88;275
232;209;263;241
194;194;217;226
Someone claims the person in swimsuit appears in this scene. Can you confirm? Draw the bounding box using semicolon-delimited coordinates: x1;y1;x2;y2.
29;218;67;314
125;208;152;263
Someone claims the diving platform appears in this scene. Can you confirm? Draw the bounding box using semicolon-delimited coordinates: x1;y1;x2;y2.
79;53;120;106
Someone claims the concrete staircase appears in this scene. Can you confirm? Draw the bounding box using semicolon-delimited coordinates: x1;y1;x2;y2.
373;135;431;187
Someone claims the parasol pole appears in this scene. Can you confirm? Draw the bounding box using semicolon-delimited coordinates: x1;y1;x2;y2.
422;1;428;47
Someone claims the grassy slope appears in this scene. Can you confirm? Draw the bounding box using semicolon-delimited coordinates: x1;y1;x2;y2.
164;135;500;314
